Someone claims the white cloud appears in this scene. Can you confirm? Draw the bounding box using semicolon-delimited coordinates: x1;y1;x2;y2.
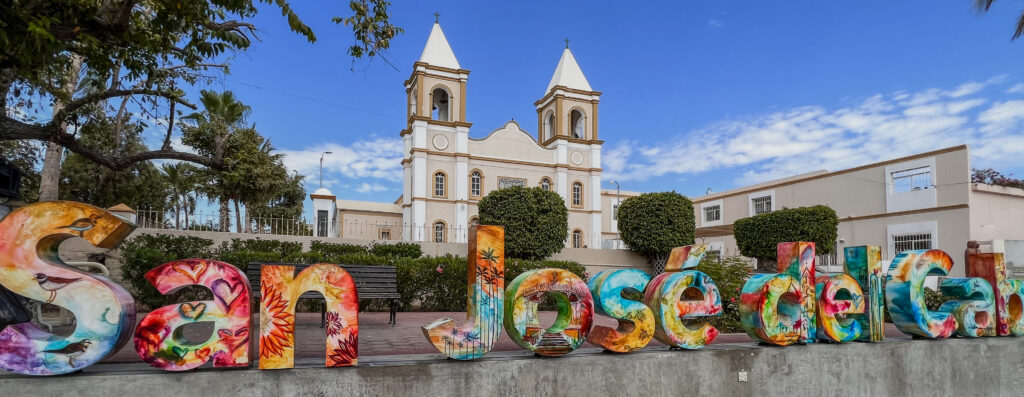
708;19;723;29
279;136;403;191
1007;83;1024;94
355;182;389;193
603;77;1024;186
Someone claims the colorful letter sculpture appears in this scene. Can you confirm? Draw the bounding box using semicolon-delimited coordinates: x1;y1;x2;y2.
423;225;505;360
967;253;1024;336
587;269;654;352
134;259;251;370
936;278;995;337
843;246;885;342
663;244;708;272
813;274;864;342
884;249;958;338
739;242;815;346
642;245;723;349
0;201;137;375
259;263;358;369
504;269;594;356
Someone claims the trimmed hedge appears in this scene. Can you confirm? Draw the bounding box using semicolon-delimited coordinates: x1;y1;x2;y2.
733;205;838;260
119;234;584;312
616;191;695;272
369;242;423;259
478;186;568;260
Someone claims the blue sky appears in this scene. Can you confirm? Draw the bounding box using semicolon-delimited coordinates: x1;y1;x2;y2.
180;1;1024;216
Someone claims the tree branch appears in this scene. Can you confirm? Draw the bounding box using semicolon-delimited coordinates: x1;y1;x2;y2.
51;88;196;127
1;116;223;171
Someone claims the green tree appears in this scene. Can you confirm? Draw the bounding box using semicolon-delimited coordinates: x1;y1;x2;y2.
0;140;42;202
58;112;169;209
732;205;838;271
1;0;402;170
617;191;696;273
477;186;568;260
976;0;1024;39
162;162;200;229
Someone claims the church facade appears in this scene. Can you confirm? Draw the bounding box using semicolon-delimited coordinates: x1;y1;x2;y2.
313;22;628;249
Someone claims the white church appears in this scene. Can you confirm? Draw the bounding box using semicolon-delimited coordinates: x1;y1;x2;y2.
311;21;633;249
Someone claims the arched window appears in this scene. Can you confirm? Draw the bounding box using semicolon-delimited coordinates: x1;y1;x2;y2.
570;109;585;139
434;220;446;243
540;177;552;191
572;229;583;248
470;170;482;198
431;87;450;121
543;111;555;141
433;171;447;198
572;181;583;208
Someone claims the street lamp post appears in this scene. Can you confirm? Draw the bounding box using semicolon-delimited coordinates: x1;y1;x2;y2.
319;151;333;188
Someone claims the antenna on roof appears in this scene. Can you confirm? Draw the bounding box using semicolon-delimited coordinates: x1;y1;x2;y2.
706;187;713;195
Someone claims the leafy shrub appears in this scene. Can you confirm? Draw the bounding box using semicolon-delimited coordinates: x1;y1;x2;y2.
369;242;422;258
925;287;955;311
617;191;695;272
733;205;838;262
218;238;303;258
310;240;369;260
119;234;214;309
478;186;568;260
695;256;750;333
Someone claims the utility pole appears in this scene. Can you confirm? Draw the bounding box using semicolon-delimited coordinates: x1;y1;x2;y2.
320;151;333;188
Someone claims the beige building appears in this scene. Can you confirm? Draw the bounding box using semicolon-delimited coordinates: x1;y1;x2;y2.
689;145;1024;277
309;24;1024;266
316;22;615;249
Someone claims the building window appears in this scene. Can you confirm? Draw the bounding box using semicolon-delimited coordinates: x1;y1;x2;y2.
752;195;772;215
570;110;585;139
379;228;392;240
704;205;721;222
470;170;482;198
431;87;450;121
433;171;447;198
893;233;932;254
572;229;583;248
540;177;552;191
892;166;931;193
434;221;446;243
572;181;583;208
409;86;417;116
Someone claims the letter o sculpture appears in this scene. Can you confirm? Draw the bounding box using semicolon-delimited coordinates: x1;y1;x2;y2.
503;269;594;357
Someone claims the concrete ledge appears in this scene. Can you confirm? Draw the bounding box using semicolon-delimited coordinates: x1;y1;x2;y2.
3;337;1024;396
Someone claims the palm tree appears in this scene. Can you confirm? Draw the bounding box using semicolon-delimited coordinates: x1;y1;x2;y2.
977;0;1024;39
181;90;252;232
161;162;199;229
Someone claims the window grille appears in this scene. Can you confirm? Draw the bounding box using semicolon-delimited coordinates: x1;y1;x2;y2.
704;205;721;222
892;167;931;193
752;196;772;215
894;233;932;254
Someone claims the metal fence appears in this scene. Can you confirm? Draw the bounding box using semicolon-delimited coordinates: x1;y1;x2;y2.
136;208;314;236
337;220;605;246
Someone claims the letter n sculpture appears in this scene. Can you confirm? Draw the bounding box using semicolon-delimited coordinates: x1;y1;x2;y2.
259;263;358;369
423;225;505;360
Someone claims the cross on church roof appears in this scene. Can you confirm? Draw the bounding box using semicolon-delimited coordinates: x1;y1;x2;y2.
565;38;570;48
434;11;440;23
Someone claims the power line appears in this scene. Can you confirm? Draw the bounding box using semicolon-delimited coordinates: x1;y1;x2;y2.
221;78;404;121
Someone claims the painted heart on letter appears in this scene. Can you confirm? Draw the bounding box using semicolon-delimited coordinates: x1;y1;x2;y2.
179;302;207;319
172;260;208;282
171;345;190;360
211;279;244;308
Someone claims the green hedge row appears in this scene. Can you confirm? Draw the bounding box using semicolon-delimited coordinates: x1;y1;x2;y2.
119;234;582;311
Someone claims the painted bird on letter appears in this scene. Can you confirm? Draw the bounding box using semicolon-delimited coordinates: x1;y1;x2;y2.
57;214;100;237
34;273;82;303
43;339;91;367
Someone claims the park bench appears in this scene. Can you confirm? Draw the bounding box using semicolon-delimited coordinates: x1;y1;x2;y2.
247;263;400;327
